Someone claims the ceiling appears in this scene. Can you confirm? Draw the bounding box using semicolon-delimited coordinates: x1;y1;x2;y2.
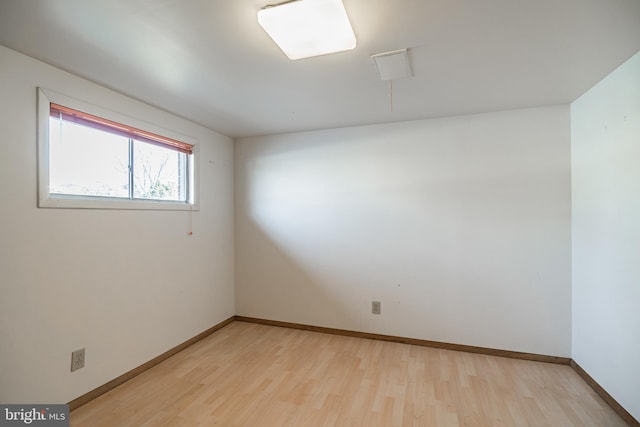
1;0;639;138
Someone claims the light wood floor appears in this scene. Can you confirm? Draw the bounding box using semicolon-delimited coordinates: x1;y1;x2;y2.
71;321;626;426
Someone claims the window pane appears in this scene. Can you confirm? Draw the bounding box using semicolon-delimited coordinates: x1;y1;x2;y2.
132;141;186;201
49;117;129;198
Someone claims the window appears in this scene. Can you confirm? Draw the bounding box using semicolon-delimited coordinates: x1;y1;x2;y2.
38;88;198;210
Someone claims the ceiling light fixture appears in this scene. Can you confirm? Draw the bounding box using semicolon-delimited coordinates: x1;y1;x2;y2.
258;0;357;60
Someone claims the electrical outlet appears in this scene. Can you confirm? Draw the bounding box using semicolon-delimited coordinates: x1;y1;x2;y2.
71;348;85;372
372;301;381;315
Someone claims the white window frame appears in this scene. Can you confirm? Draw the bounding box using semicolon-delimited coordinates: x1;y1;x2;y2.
37;88;199;211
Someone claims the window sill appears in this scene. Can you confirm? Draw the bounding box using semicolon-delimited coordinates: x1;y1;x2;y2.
39;194;200;211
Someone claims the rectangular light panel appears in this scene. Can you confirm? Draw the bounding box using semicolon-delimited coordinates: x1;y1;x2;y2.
258;0;357;60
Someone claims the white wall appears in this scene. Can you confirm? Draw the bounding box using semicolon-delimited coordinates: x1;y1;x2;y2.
236;106;572;357
571;50;640;420
0;46;235;404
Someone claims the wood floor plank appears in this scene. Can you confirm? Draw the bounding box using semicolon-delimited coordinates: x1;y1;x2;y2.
71;321;628;426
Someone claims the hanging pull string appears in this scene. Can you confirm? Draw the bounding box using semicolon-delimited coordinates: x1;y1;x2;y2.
188;205;193;236
390;80;394;112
